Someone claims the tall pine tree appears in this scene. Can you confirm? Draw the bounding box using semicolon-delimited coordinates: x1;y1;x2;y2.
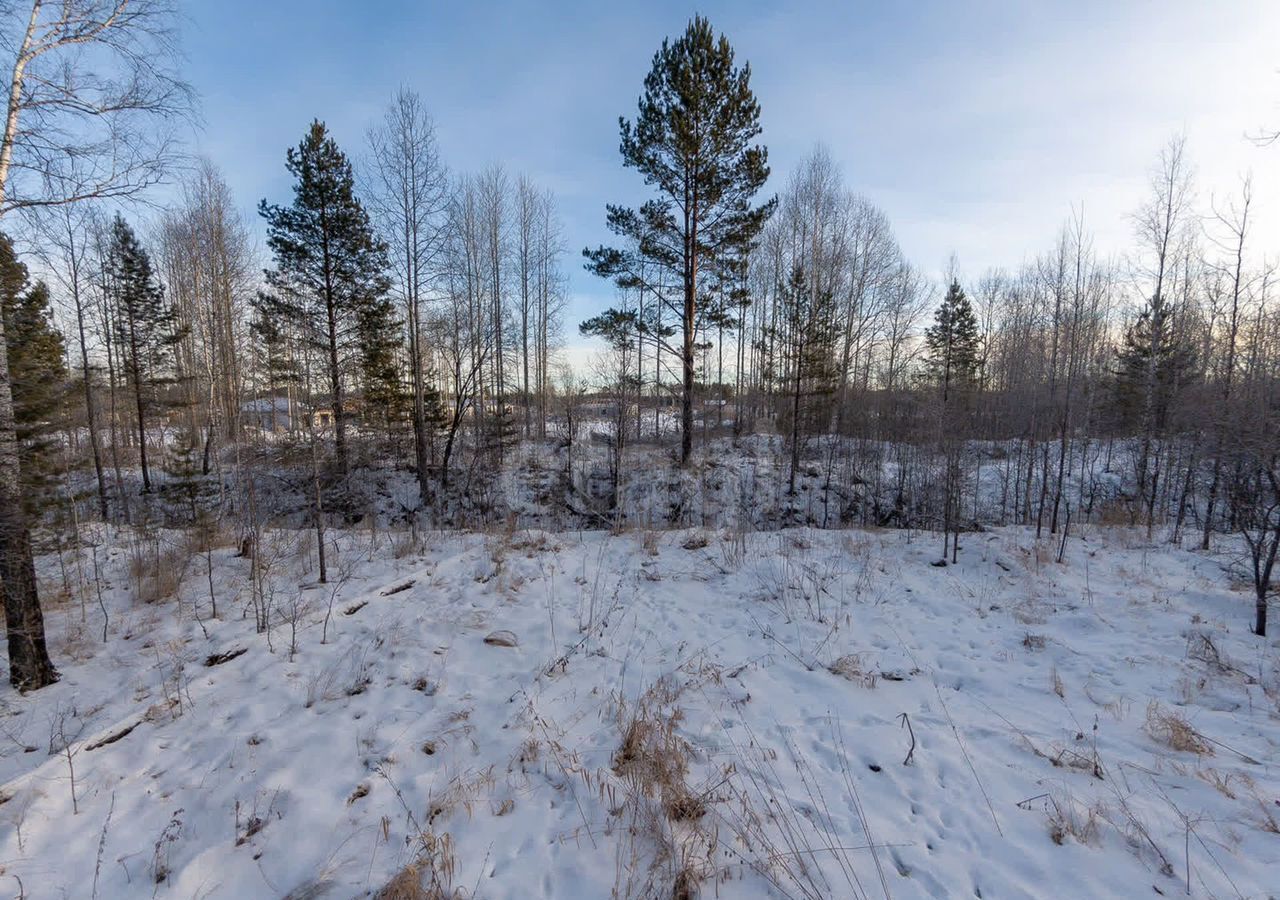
106;215;182;494
585;16;775;465
259;120;392;476
923;280;981;402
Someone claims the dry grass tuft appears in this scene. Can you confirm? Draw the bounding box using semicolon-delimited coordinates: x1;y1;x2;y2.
510;530;554;555
672;863;701;900
391;528;427;560
1047;793;1105;846
1051;666;1065;699
376;862;431;900
613;703;694;820
1197;767;1237;799
178;520;237;556
375;833;460;900
1144;701;1213;755
828;654;878;688
128;540;189;604
606;679;720;899
1092;500;1131;527
1237;774;1280;833
680;531;710;551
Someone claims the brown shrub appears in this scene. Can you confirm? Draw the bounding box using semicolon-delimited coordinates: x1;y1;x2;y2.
128;540;189;604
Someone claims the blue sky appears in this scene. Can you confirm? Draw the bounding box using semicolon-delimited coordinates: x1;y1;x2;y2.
184;0;1280;359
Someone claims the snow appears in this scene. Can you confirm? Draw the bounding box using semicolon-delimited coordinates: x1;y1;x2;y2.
1;522;1277;898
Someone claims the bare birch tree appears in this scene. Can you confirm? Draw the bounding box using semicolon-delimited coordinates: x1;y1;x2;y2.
0;0;191;690
366;87;449;508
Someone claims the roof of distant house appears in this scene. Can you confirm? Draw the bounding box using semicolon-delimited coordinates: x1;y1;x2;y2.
241;396;294;413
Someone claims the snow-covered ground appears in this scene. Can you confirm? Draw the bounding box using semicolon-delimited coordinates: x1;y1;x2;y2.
1;522;1276;898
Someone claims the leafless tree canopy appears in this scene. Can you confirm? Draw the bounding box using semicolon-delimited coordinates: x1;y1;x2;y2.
0;0;193;216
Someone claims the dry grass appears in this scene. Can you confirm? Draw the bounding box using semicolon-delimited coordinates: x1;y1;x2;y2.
1196;767;1237;799
828;653;878;688
613;702;703;824
424;767;496;826
640;530;661;556
1048;741;1103;778
510;530;555;555
607;678;719;899
391;533;420;561
1047;792;1105;846
716;527;750;570
1144;701;1213;755
1011;596;1051;625
1092;500;1132;527
127;540;189;604
680;531;710;551
1237;774;1280;834
178;520;237;556
376;862;433;900
52;619;96;663
375;832;460;899
374;766;467;899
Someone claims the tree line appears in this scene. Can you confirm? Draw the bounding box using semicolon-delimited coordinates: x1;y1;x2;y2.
0;6;1276;694
581;18;1279;636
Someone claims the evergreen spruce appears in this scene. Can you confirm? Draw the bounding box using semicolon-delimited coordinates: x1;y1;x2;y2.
355;289;406;432
0;235;67;510
249;304;300;418
106;215;182;494
585;15;775;465
923;280;981;402
161;429;219;529
774;264;839;493
258;120;392;476
1113;295;1196;432
161;429;224;620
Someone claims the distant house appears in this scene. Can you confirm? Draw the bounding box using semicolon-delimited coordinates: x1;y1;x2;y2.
641;394;679;410
581;395;632;419
241;396;299;433
583;399;620;419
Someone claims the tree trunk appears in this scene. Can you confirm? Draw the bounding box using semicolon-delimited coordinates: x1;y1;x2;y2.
310;423;327;585
681;213;697;466
325;296;347;476
131;352;151;493
0;5;67;687
0;307;59;690
72;262;109;519
408;290;431;510
317;199;348;477
1253;516;1278;638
